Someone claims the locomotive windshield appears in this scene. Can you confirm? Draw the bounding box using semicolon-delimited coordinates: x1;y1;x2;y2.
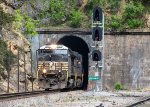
38;49;68;62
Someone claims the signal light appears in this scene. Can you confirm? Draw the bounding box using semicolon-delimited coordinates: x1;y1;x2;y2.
92;50;101;61
92;27;103;41
93;6;103;22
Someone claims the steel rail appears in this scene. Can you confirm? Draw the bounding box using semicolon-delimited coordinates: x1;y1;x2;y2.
0;90;59;100
0;88;81;100
126;96;150;107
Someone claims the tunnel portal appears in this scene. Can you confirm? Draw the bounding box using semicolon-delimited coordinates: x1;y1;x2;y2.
57;36;90;89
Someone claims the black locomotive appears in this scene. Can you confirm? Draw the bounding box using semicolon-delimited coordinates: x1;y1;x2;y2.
37;44;84;90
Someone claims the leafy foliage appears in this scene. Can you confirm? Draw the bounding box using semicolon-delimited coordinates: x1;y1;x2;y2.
13;10;38;37
107;0;121;13
85;0;106;15
69;10;83;28
37;0;85;27
124;1;144;19
127;19;144;28
24;0;148;30
84;0;147;30
110;15;122;30
13;10;24;30
24;15;38;36
107;1;145;31
48;0;65;25
0;0;149;30
115;83;124;90
123;1;145;29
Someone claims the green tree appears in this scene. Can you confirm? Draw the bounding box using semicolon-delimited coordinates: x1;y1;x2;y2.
48;0;65;25
24;15;38;36
13;10;24;30
13;10;38;37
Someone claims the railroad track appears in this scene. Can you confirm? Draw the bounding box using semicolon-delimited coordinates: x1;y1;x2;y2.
0;89;60;100
0;88;81;100
126;96;150;107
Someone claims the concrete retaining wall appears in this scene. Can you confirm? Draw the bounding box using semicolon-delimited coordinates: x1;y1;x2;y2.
104;34;150;90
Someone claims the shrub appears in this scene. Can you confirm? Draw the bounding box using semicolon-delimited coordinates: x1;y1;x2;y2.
122;1;145;29
13;9;38;37
123;1;144;19
69;10;83;28
24;15;38;36
111;15;122;30
49;0;65;24
127;18;144;28
115;83;124;90
107;0;121;13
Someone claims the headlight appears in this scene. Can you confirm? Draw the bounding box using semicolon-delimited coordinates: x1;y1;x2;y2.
43;69;47;73
50;44;57;49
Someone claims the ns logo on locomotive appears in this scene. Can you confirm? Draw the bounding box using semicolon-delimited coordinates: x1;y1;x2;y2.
37;44;84;90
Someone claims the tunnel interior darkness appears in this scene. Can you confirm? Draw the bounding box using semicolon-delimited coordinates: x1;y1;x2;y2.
57;36;89;89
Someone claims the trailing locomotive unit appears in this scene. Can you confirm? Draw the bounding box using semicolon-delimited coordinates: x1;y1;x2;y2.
37;44;84;90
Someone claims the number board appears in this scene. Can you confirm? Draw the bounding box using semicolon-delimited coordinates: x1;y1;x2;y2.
88;76;100;80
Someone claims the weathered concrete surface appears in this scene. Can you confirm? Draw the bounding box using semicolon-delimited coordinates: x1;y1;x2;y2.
104;34;150;90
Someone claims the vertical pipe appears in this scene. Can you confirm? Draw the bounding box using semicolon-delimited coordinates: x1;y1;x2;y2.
38;35;40;48
36;50;38;79
95;61;99;91
7;65;10;93
101;12;105;91
7;42;11;93
24;50;27;92
18;49;20;92
30;49;33;92
122;35;126;85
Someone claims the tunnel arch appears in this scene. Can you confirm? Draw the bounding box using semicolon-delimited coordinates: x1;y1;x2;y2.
57;35;90;89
